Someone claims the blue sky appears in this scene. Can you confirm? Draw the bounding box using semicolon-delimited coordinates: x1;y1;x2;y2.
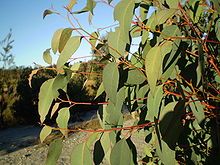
0;0;117;67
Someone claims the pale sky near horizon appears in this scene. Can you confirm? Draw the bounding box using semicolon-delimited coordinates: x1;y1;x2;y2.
0;0;118;67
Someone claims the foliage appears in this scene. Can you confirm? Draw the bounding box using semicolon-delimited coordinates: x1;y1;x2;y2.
0;61;101;128
38;0;220;164
0;29;15;69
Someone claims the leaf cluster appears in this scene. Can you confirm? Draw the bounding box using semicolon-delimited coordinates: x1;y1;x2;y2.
39;0;220;164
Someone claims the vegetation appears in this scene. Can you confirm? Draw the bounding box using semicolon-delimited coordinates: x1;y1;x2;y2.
0;60;103;128
36;0;220;164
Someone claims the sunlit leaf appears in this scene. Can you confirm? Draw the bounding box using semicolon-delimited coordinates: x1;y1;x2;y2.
45;138;63;165
94;82;104;99
58;28;73;53
39;78;55;123
43;48;52;65
52;74;69;98
70;62;81;78
56;107;70;137
66;0;77;11
51;28;63;54
126;69;146;85
108;27;126;59
71;142;93;165
155;9;177;25
144;145;153;157
51;102;60;118
40;125;52;143
145;46;162;94
100;132;112;164
146;9;177;29
28;69;40;88
103;62;119;104
110;138;133;165
165;0;179;8
156;139;176;165
89;32;99;50
73;0;97;15
114;0;135;38
146;85;163;121
86;132;100;147
57;36;81;68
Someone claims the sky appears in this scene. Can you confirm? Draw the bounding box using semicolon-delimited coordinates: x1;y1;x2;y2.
0;0;117;67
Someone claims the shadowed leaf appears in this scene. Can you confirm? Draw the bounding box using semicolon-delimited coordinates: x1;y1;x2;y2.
45;138;63;165
43;9;54;19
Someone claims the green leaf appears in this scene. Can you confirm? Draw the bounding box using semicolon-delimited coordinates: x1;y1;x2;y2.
89;32;99;49
71;142;93;165
40;125;52;143
105;102;118;127
73;0;97;15
130;54;144;68
51;102;60;118
103;63;119;104
57;36;81;68
189;97;205;124
105;87;125;126
45;138;63;165
52;74;69;98
51;28;63;54
144;145;153;157
146;9;177;29
146;85;163;121
156;140;176;165
58;28;73;53
70;62;81;78
130;26;142;38
86;132;100;147
114;0;135;38
215;74;220;83
56;107;70;137
108;27;126;59
43;48;52;65
100;132;112;164
137;84;149;100
145;46;162;94
66;0;77;11
140;2;149;21
165;0;179;8
94;82;104;99
110;139;133;165
216;18;220;41
126;69;146;85
43;9;54;19
38;78;55;123
155;9;177;25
